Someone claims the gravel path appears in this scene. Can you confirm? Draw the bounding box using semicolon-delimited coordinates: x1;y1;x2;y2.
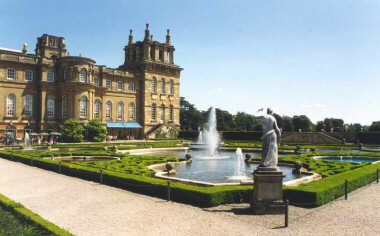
0;158;378;236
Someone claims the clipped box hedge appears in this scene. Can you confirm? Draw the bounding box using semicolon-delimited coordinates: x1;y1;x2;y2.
1;150;379;208
0;151;251;207
0;193;73;236
285;162;380;206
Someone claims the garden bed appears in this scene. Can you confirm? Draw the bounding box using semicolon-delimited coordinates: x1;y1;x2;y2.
0;149;379;208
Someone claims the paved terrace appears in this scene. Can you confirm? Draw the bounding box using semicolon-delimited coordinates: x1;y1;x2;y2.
0;158;378;236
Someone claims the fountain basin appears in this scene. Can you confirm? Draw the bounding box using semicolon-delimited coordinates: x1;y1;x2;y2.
146;149;316;186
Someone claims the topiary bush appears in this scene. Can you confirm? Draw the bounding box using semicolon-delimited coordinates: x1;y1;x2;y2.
86;119;107;142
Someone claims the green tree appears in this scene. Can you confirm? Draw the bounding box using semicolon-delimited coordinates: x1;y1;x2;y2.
369;121;380;132
60;119;85;142
86;119;107;142
347;123;362;133
180;97;203;131
215;108;235;131
282;116;294;132
292;115;314;132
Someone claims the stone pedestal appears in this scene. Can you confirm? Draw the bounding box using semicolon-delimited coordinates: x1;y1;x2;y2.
250;167;286;214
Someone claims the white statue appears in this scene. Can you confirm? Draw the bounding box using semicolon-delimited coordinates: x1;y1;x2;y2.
255;108;281;169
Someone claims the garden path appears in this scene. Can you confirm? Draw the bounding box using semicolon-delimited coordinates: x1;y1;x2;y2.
0;158;378;236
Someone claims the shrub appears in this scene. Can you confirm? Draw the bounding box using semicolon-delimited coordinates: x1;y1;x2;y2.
60;119;84;143
86;119;107;142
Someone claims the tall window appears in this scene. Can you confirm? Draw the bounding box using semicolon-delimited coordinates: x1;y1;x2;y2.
7;94;16;117
47;72;55;82
106;80;112;89
64;70;71;81
169;80;174;95
24;95;33;117
8;69;15;80
62;96;68;119
151;77;157;93
129;102;135;120
47;98;55;118
160;104;165;122
151;103;156;121
118;81;124;90
161;78;165;94
128;82;135;92
169;105;174;121
117;102;124;120
94;100;101;119
80;69;86;83
80;96;87;118
106;101;112;120
94;77;100;87
25;71;33;82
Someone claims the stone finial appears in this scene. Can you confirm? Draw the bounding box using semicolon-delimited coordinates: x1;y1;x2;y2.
22;43;27;54
166;29;171;44
67;51;70;56
151;34;153;41
128;29;133;45
144;23;151;41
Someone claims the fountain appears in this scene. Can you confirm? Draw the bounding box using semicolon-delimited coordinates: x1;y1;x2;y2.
196;127;204;144
23;132;34;150
203;107;220;157
228;148;249;180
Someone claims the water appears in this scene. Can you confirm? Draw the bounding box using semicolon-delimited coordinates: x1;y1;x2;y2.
314;156;379;163
229;148;247;180
198;107;220;157
23;132;34;150
144;149;305;184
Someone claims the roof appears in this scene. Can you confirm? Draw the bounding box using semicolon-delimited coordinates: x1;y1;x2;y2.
106;122;142;128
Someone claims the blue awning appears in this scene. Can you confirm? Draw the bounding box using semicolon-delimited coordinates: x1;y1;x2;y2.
106;122;142;128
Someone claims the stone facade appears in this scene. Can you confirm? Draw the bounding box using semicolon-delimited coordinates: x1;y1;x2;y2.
0;25;182;140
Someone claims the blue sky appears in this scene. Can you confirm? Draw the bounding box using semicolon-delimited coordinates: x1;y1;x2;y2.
1;0;379;125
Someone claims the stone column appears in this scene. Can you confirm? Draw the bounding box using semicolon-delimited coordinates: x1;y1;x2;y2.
163;48;169;63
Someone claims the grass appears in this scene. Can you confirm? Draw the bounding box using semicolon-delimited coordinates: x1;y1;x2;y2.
0;204;53;236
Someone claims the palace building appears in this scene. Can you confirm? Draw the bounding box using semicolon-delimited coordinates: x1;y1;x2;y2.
0;24;182;140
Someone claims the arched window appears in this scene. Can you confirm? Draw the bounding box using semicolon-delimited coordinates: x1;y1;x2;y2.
80;69;87;83
160;104;165;122
129;102;135;120
62;96;68;119
80;96;87;118
47;98;55;118
7;94;16;117
152;77;157;93
106;101;112;120
151;103;156;121
169;105;174;121
161;78;166;94
117;102;124;120
169;80;174;95
24;95;33;117
94;100;101;119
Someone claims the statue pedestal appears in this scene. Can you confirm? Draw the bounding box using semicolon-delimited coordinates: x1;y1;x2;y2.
250;167;286;214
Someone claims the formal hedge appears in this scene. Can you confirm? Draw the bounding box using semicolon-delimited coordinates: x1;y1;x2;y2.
1;150;379;208
0;151;251;207
285;161;380;206
178;131;199;140
221;131;263;141
0;193;73;235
